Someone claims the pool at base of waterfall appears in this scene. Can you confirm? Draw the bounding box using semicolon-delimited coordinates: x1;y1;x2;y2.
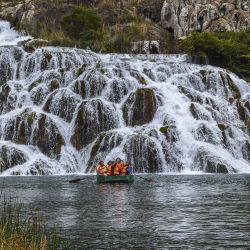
0;174;249;249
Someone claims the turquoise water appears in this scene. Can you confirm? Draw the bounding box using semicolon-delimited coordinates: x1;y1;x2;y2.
0;174;249;249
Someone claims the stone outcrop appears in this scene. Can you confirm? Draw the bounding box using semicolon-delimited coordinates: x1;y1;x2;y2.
70;99;119;150
0;109;65;159
161;0;250;38
1;0;249;42
0;145;27;173
123;88;158;126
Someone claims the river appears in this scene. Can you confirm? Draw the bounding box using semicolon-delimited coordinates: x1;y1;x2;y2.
0;174;249;249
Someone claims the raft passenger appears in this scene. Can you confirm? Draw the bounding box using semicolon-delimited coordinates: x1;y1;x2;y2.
125;162;133;175
114;158;124;176
106;161;115;176
96;161;106;176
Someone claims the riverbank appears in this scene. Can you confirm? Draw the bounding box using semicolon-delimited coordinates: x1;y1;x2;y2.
0;197;68;250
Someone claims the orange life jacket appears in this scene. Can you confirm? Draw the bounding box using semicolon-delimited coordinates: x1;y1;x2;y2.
106;164;113;176
121;165;127;176
113;164;120;175
114;162;124;175
99;165;106;175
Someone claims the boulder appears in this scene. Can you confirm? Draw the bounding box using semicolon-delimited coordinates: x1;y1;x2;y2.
193;147;236;173
0;109;65;159
43;89;81;122
86;131;123;172
22;39;49;52
0;145;27;173
71;99;119;150
123;134;163;173
123;88;158;126
71;68;107;99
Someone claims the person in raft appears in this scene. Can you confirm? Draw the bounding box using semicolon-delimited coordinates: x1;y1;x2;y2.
96;159;133;176
96;161;106;176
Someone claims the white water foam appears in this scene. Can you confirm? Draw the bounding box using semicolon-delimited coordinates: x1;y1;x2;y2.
0;20;32;46
0;21;249;175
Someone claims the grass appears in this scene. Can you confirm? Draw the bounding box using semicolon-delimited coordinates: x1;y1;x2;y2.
0;197;69;250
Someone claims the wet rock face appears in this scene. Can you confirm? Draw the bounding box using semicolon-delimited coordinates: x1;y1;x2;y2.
123;134;163;173
193;148;234;173
87;131;123;172
123;88;158;126
0;145;27;173
43;89;81;123
71;99;119;150
161;0;250;38
0;109;65;159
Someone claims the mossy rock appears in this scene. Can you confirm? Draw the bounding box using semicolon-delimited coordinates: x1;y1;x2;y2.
228;81;241;100
43;89;80;123
199;69;206;78
247;118;250;132
27;112;36;126
28;78;43;92
190;103;199;120
123;88;158;126
76;64;87;77
218;123;227;131
220;73;241;99
123;134;163;173
86;132;123;173
71;99;118;150
216;163;229;174
35;115;65;158
236;101;246;121
23;39;49;52
0;84;11;114
206;161;228;174
160;126;169;136
0;146;27;173
130;70;147;85
1;109;65;159
90;133;106;161
71;69;107;99
49;80;60;92
244;101;250;111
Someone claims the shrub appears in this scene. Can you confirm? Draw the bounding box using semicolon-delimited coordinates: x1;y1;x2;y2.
182;30;250;82
61;6;103;49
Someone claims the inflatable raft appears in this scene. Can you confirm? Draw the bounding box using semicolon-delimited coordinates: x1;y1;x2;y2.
97;175;134;184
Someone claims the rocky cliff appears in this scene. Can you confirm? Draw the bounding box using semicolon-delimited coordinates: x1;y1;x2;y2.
0;0;249;41
161;0;250;38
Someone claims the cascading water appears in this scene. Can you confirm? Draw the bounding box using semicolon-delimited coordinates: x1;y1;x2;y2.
0;20;32;46
0;21;249;175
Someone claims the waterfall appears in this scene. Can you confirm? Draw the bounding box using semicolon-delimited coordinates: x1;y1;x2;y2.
0;20;32;46
0;22;249;175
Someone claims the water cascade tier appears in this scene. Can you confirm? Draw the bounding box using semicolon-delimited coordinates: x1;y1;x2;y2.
0;20;32;46
0;44;250;175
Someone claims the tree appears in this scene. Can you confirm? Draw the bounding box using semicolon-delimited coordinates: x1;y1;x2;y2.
61;7;103;48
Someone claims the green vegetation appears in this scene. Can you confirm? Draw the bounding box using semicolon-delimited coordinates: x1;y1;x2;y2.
0;198;68;250
59;6;167;53
218;123;227;131
159;126;169;136
61;7;103;50
182;30;250;82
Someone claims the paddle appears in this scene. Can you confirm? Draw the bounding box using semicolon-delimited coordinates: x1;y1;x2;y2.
135;175;156;183
69;177;84;183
